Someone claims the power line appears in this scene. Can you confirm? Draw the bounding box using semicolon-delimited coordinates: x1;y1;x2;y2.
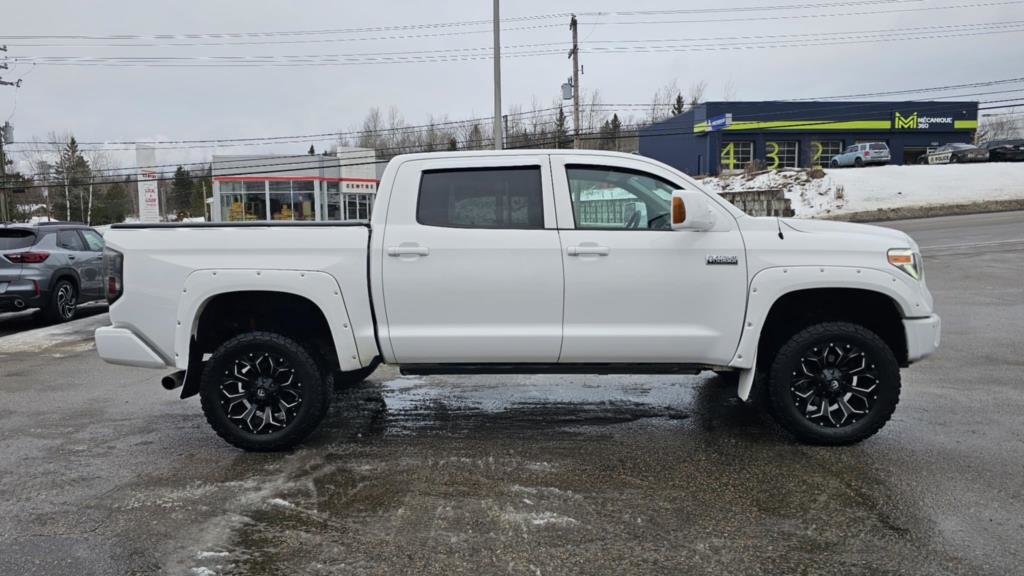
0;1;919;43
14;25;1023;68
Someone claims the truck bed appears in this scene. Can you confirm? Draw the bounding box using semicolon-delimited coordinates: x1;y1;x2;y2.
103;222;377;370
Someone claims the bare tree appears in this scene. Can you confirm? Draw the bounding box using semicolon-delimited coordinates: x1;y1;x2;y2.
977;109;1023;143
647;80;679;124
721;78;738;102
688;80;708;107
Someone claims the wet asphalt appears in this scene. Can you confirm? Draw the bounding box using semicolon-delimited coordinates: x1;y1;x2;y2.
0;211;1021;576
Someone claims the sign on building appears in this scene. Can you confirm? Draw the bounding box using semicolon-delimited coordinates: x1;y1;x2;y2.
136;145;160;223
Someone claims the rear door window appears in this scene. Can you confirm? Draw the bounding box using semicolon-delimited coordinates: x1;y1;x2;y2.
80;229;105;251
0;229;37;250
417;167;544;229
869;143;889;150
57;230;86;251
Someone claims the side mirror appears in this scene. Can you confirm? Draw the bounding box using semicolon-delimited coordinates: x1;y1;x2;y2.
671;190;717;231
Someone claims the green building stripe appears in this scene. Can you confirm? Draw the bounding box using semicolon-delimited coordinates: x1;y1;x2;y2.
694;119;892;133
954;119;978;129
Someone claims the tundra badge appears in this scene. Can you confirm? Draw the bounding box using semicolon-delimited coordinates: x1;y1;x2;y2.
706;255;739;265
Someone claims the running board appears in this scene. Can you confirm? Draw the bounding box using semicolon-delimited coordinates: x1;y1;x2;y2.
400;363;705;376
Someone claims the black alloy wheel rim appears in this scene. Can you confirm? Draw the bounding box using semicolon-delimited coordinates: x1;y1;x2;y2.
789;341;880;428
57;283;77;320
219;351;304;434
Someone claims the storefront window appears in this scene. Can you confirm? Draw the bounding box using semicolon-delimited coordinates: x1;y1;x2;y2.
269;180;316;221
719;141;754;172
344;193;373;221
220;181;266;221
765;141;799;169
322;181;342;220
292;180;315;221
811;141;843;166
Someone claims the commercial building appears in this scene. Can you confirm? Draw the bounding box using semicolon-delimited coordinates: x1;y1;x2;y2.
211;148;379;222
639;100;979;175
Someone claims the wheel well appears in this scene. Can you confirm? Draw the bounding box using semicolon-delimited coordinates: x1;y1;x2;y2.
757;288;907;370
51;272;79;293
193;291;339;371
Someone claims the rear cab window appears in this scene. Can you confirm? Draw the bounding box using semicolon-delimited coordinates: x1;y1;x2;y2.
417;167;544;229
0;229;37;250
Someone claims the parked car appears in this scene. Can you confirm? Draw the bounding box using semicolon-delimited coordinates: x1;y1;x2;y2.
919;143;989;164
979;139;1024;162
0;222;107;322
97;150;939;451
829;142;891;167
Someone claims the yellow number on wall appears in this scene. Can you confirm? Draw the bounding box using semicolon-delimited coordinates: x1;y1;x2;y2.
766;141;780;170
720;142;736;171
811;142;823;166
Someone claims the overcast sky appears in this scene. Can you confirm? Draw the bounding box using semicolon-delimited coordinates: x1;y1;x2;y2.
2;0;1022;170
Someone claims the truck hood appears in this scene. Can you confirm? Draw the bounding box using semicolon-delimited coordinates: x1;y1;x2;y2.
780;218;916;248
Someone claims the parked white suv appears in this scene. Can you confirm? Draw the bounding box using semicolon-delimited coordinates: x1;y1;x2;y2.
95;150;939;451
830;142;891;167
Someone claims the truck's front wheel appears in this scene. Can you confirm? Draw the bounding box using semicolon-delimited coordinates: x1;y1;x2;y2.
200;331;330;451
766;322;900;445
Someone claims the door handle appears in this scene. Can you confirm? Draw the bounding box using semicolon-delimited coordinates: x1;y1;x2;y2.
68;255;76;261
567;245;610;256
387;245;430;257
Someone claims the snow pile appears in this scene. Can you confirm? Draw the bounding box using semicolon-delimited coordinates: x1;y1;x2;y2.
700;163;1024;217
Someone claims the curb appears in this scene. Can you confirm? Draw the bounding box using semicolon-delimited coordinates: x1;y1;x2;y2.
816;199;1024;223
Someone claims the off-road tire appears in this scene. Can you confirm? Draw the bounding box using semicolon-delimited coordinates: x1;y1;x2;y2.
200;331;331;451
854;157;864;167
766;322;900;445
42;279;77;323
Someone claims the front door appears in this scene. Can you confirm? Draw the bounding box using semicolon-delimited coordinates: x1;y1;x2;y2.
380;156;564;364
552;156;747;365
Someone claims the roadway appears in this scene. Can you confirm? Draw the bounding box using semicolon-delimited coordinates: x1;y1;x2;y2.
0;211;1021;575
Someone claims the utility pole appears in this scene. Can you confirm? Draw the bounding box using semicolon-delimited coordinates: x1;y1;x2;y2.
569;15;581;149
0;122;8;222
492;0;503;150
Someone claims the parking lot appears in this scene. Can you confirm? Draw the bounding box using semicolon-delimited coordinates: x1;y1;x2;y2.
0;211;1021;576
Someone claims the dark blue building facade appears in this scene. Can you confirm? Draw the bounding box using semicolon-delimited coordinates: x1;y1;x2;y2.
638;100;979;175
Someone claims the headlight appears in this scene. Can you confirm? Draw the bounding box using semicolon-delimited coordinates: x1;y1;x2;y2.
887;248;923;280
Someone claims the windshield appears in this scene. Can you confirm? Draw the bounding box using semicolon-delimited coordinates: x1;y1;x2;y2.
0;229;38;250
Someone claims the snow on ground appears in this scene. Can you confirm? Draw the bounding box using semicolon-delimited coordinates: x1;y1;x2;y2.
700;163;1024;217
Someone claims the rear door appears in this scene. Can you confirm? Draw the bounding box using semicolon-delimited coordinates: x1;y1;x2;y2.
379;155;564;363
55;229;90;294
77;229;106;301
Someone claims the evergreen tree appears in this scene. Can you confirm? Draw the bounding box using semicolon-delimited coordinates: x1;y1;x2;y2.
447;137;458;151
467;124;483;150
554;106;570;149
308;145;316;155
170;166;193;216
53;136;91;222
672;93;685;116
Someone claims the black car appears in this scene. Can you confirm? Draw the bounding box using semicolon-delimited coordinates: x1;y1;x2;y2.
0;222;107;322
919;143;989;164
980;139;1024;162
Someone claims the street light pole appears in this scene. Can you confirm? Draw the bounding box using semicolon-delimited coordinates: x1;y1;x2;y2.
492;0;503;150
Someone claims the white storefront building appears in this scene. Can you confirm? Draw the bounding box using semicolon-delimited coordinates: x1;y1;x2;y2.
211;148;379;222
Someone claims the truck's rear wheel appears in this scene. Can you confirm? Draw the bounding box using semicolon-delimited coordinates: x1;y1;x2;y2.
766;322;900;445
200;331;330;451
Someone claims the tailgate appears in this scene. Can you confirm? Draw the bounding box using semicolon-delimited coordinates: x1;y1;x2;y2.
0;229;36;285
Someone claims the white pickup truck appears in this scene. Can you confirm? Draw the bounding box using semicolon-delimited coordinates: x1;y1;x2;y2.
96;150;940;451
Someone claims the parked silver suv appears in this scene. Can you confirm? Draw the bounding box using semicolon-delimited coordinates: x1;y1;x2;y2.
0;222;106;322
829;142;891;167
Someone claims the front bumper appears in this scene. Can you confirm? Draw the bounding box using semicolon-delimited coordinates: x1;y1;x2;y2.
904;314;941;363
95;326;168;368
